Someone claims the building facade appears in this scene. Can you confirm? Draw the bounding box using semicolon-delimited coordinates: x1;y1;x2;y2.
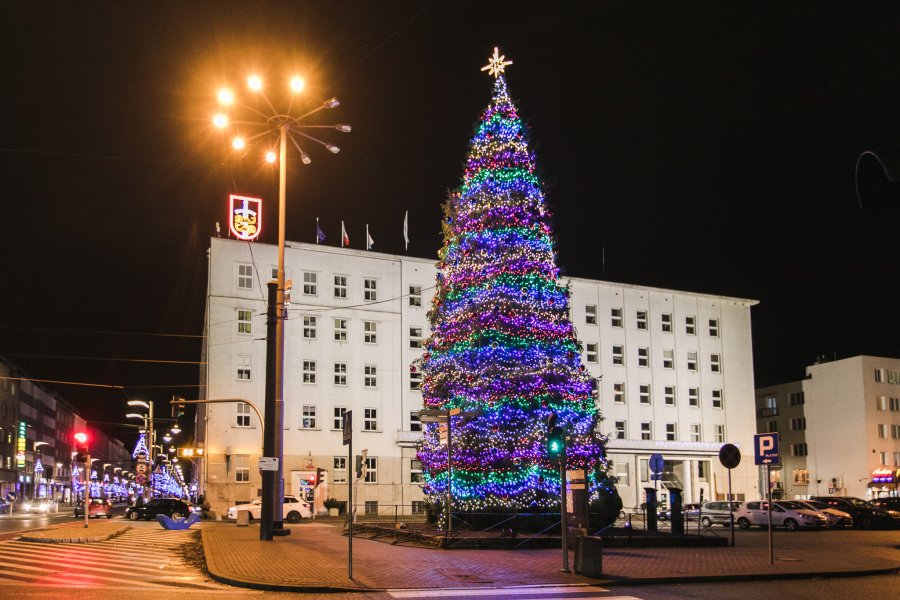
199;238;760;516
755;355;900;500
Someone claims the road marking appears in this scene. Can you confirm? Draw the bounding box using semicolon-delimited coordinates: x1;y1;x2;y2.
387;586;639;598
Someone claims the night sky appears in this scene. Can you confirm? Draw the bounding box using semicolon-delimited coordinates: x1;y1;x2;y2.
2;1;899;444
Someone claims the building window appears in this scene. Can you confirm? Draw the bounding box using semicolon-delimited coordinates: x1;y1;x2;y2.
586;343;598;363
613;383;625;403
685;315;696;335
364;321;377;344
236;264;253;290
334;275;348;298
876;396;887;411
333;456;347;484
793;469;809;485
639;384;651;405
789;392;805;406
892;397;900;411
412;500;426;514
409;285;422;307
612;345;624;365
334;363;347;386
364;408;378;431
638;347;649;367
698;460;709;481
875;368;885;383
688;388;699;407
333;406;347;430
789;417;806;431
410;412;422;432
364;500;378;514
640;459;649;482
765;395;777;410
893;425;900;439
364;365;377;388
614;421;626;439
766;420;777;433
301;405;317;429
712;389;723;409
410;327;423;349
687;351;698;371
334;318;348;342
364;278;377;301
709;318;719;337
636;311;648;330
237;356;252;381
237;309;252;334
661;313;672;333
894;452;900;466
791;443;808;457
410;370;422;390
664;386;676;406
235;455;250;482
302;272;317;296
364;457;377;483
877;424;888;439
236;402;251;428
690;423;701;442
714;424;725;443
880;451;889;465
710;353;721;373
666;423;677;441
585;305;597;325
410;459;424;483
303;315;317;339
302;360;316;384
611;308;622;327
641;422;652;440
662;349;674;369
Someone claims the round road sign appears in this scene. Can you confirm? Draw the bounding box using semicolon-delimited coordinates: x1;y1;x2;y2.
649;453;664;474
719;443;741;469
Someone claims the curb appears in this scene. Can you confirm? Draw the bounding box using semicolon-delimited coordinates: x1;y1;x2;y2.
20;525;130;544
598;565;900;587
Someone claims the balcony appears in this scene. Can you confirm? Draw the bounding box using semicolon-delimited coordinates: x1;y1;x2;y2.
758;407;779;418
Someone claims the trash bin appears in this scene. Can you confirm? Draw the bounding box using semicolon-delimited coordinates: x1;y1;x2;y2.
574;535;603;577
236;509;250;526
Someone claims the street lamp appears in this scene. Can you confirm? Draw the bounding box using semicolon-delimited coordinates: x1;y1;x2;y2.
213;72;349;539
126;400;155;462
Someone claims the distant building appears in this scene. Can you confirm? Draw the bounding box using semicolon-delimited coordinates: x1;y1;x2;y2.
755;355;900;500
199;238;761;516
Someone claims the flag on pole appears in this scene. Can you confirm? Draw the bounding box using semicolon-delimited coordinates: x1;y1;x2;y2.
403;210;409;251
341;221;349;247
316;218;325;244
366;224;374;251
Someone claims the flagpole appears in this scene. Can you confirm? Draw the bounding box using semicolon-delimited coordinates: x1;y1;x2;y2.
316;217;320;244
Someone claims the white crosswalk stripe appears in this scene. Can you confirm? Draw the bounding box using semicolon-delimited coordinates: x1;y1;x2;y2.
387;586;643;599
0;521;230;590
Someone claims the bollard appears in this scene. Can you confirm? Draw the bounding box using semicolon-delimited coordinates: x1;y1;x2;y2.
644;487;658;532
669;487;684;535
236;509;250;527
574;535;603;577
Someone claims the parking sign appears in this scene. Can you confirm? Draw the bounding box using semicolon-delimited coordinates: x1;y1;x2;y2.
754;433;780;465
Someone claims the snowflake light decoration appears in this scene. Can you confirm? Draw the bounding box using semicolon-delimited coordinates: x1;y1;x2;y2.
481;47;513;78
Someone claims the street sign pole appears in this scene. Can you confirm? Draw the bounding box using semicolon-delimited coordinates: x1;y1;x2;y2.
343;411;353;580
446;412;452;536
766;463;773;565
728;466;735;547
559;447;569;573
83;453;90;529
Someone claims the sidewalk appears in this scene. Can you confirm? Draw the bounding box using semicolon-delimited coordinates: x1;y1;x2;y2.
201;520;900;592
20;521;130;543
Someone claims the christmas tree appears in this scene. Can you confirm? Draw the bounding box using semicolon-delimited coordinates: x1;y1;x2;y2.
418;49;610;517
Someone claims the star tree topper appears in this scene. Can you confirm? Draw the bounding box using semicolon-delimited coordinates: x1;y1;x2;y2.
481;47;513;78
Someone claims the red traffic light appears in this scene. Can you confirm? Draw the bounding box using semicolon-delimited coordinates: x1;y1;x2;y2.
74;432;88;444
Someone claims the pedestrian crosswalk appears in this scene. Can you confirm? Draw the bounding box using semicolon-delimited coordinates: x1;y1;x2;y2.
387;586;642;599
0;521;233;591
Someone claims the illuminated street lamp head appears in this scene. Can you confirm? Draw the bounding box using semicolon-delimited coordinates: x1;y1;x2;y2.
163;435;172;443
232;136;246;150
290;76;304;92
171;426;181;434
247;75;262;91
335;124;352;133
127;400;150;409
217;88;234;105
125;413;145;420
325;143;340;154
265;150;277;163
213;113;228;128
323;97;340;109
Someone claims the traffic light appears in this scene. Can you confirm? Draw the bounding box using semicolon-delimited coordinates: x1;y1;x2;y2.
305;473;316;486
547;426;564;460
171;396;186;418
315;467;326;486
73;431;89;463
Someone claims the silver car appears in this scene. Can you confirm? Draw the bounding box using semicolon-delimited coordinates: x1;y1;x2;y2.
698;500;742;528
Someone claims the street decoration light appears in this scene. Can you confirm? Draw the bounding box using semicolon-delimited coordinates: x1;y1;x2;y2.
212;71;349;538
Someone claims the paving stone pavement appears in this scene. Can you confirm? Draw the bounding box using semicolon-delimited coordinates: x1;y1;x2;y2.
201;520;900;592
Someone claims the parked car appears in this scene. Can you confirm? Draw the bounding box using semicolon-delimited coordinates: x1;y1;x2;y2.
0;499;8;514
74;498;114;519
735;500;828;531
125;498;193;521
810;496;900;529
801;500;852;528
699;501;743;528
226;495;312;523
869;497;900;512
658;503;701;521
21;498;57;514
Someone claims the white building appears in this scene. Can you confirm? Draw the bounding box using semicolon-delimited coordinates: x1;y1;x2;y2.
756;355;900;500
198;238;760;516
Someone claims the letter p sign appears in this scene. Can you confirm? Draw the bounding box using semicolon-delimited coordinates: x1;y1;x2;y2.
754;433;780;466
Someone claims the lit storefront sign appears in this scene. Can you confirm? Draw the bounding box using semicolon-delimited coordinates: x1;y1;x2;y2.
871;468;898;484
16;422;26;468
229;194;262;241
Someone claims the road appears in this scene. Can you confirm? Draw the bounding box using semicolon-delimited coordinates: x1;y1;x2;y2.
0;513;895;599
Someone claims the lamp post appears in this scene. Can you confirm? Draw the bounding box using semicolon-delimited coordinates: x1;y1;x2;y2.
126;400;154;463
213;73;349;538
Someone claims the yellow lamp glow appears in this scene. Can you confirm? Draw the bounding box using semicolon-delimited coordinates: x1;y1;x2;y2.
248;75;262;91
265;151;277;163
290;76;305;92
217;88;234;105
213;113;228;128
232;137;246;150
